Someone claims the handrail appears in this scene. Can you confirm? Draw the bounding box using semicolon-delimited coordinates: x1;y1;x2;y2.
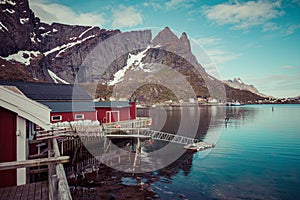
49;138;72;200
0;156;69;171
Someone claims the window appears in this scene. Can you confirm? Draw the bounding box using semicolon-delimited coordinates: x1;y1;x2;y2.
75;114;84;120
52;115;62;121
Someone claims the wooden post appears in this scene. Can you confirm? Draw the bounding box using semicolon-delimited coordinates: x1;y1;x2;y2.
61;140;64;156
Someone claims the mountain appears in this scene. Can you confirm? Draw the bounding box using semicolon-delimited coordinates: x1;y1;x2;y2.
0;0;120;82
0;0;265;103
224;78;269;98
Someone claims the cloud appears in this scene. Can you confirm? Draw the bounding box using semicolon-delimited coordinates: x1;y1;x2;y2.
165;0;194;9
143;1;161;10
29;0;106;26
192;36;239;71
195;37;222;46
246;72;300;98
263;22;279;32
112;5;143;28
202;1;284;31
286;24;300;35
144;0;195;10
205;49;241;65
281;65;294;70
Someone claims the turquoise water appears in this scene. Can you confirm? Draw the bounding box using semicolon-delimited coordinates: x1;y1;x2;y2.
150;104;300;200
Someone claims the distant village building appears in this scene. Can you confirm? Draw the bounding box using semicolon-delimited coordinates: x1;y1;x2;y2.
0;86;51;187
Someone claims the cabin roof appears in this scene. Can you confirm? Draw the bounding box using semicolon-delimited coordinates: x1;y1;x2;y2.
0;81;92;101
41;101;96;112
94;101;131;108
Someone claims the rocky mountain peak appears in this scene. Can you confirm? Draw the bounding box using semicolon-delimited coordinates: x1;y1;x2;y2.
151;26;178;48
151;27;193;59
178;32;191;54
0;0;40;56
224;78;269;98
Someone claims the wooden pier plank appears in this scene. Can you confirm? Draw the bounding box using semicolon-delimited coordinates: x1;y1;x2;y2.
0;186;11;199
13;184;24;200
7;185;17;200
27;182;36;200
0;187;5;199
20;183;30;200
34;182;42;200
41;181;49;200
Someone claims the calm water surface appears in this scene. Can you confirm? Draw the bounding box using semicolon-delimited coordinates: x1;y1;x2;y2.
140;104;300;200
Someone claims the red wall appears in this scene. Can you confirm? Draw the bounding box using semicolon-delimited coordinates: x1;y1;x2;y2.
129;102;136;120
50;111;97;123
96;107;131;123
0;107;17;187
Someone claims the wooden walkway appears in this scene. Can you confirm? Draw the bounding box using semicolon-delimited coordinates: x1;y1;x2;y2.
0;181;49;200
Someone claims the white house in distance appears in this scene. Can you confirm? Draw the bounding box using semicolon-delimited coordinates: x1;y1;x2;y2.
0;86;51;188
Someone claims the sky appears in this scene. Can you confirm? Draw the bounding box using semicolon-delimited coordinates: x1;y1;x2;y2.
28;0;300;98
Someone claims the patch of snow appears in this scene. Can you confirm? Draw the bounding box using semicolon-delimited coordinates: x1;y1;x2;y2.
1;64;5;67
5;8;15;14
47;69;70;84
107;60;132;86
208;75;215;81
0;50;40;65
93;97;100;102
41;31;51;37
30;32;38;44
108;46;151;85
52;28;58;33
39;26;45;30
44;35;96;56
0;21;8;32
69;37;77;40
20;18;29;24
79;26;94;38
152;44;162;48
33;77;38;81
0;0;16;6
234;78;243;84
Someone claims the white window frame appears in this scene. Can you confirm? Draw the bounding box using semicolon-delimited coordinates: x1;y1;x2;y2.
75;114;84;120
51;115;62;121
106;111;120;123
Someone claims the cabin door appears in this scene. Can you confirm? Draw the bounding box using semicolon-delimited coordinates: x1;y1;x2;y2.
106;111;120;123
0;107;17;187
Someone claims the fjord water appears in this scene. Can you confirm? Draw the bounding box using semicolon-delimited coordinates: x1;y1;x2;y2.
144;104;300;200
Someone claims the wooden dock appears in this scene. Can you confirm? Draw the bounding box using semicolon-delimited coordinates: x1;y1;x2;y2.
0;138;72;200
0;181;48;200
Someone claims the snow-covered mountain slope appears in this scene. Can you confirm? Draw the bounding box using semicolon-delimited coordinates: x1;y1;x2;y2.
0;0;120;82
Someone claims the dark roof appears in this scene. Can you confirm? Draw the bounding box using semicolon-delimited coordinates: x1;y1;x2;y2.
41;101;96;112
0;81;92;101
94;101;131;108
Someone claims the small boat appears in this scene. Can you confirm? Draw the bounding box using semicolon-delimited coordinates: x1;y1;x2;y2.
184;142;215;152
231;101;241;106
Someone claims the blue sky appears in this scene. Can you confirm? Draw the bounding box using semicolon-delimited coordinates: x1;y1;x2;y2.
29;0;300;98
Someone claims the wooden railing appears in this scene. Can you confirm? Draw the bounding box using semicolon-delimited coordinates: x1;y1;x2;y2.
0;138;72;200
104;117;151;128
48;138;72;200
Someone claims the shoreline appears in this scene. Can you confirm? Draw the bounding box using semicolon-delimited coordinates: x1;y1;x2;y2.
68;163;158;200
136;102;300;109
